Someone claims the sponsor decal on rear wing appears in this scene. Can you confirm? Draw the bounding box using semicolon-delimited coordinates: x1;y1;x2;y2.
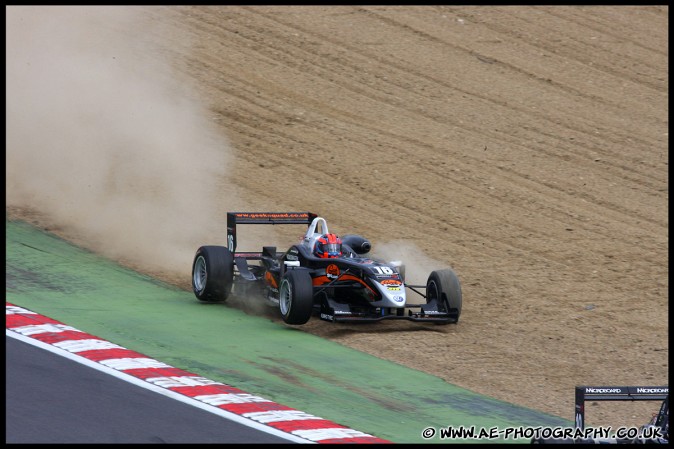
226;212;317;253
575;385;668;430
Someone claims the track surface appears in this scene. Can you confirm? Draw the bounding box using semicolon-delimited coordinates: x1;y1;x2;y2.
6;6;668;429
5;336;293;444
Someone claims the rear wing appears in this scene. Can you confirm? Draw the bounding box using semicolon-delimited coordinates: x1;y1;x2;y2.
575;385;668;430
226;212;317;253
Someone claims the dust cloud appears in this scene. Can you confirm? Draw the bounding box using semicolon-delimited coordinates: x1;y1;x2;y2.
371;240;452;290
6;6;242;281
5;6;447;310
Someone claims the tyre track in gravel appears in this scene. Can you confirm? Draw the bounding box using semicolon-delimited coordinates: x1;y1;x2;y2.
175;3;668;192
160;7;667;315
185;41;664;255
453;6;668;93
350;8;667;176
536;7;668;87
160;7;664;256
222;5;667;223
355;6;666;125
214;91;667;261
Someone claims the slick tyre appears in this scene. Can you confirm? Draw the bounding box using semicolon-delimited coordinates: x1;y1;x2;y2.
192;246;234;302
279;269;314;325
426;268;462;323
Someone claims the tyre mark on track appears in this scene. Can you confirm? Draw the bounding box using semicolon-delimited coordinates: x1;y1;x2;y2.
232;7;666;187
165;7;666;276
211;78;667;240
356;7;666;105
160;6;667;236
221;79;667;236
354;7;667;150
182;60;666;250
217;104;667;275
449;6;667;93
189;4;668;164
557;8;665;82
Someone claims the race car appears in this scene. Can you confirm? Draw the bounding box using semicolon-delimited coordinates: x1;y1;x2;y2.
191;212;462;325
531;385;669;444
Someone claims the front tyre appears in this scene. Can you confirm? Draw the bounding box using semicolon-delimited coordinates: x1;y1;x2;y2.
279;269;314;325
192;246;234;302
426;268;462;323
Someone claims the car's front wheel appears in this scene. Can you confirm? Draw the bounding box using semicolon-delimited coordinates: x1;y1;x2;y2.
192;246;234;302
426;268;462;323
279;269;314;325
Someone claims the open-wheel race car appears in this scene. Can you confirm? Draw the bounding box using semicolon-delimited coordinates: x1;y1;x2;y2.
191;212;462;325
531;385;668;444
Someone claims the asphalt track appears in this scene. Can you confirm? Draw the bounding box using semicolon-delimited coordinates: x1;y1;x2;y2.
5;336;291;444
5;218;571;443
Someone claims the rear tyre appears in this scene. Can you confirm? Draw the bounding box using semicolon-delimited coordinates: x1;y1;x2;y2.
279;269;314;325
192;246;234;302
426;268;462;323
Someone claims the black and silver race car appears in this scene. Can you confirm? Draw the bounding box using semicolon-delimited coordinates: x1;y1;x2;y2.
191;212;462;325
531;385;669;444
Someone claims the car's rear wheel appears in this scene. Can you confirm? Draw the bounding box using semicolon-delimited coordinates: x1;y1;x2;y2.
279;269;314;325
192;246;234;302
426;268;462;323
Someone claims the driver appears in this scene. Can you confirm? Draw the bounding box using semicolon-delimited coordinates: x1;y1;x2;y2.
314;233;343;258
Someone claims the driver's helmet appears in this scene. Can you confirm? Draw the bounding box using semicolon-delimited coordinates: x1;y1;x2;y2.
315;233;342;258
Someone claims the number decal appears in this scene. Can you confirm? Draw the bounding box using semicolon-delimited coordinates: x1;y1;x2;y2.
371;266;394;275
